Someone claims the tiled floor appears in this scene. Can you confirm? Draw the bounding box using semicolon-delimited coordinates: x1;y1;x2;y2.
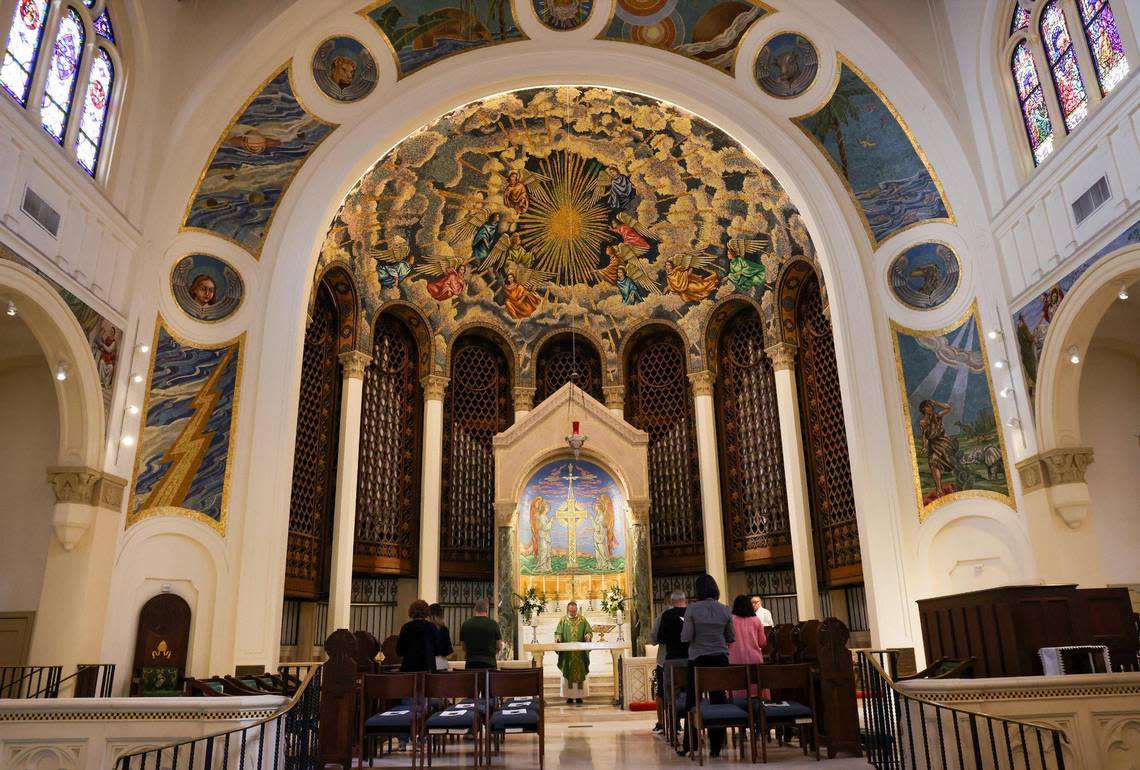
361;703;868;768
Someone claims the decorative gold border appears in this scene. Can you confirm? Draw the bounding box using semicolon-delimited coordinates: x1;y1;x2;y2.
530;0;595;32
889;301;1016;521
125;315;246;534
884;239;963;312
792;54;956;249
594;0;775;78
168;253;246;325
178;62;339;260
358;0;530;82
752;30;820;101
310;35;380;104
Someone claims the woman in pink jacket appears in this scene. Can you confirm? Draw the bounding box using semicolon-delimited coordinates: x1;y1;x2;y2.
728;594;767;698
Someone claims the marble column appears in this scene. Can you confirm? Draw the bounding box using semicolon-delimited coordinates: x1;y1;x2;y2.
688;370;728;593
328;350;371;635
627;497;652;656
603;385;625;420
766;343;822;621
494;501;519;659
418;374;449;604
512;386;535;423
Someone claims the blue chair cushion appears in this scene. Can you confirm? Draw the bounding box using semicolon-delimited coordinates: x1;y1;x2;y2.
763;701;813;723
489;708;540;733
731;694;749;710
365;709;414;732
673;693;688;713
698;702;749;726
426;708;478;734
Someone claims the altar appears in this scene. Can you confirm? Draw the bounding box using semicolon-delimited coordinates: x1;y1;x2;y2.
521;640;630;701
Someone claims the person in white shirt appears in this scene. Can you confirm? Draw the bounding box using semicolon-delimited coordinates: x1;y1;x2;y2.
751;595;774;628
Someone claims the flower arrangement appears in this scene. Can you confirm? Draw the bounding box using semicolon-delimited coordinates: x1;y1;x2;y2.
515;587;547;625
600;585;628;617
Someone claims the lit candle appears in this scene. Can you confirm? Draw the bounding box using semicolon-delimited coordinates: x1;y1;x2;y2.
572;421;580;435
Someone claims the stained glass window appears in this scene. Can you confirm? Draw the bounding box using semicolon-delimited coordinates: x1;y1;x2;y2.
1076;0;1129;94
76;48;112;175
1040;0;1089;131
1;0;50;105
1012;41;1055;165
40;8;84;143
93;9;114;43
1010;3;1030;35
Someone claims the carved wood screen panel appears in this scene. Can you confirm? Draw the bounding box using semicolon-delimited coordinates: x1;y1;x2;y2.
625;332;705;575
796;275;862;586
715;308;792;568
440;336;512;579
355;314;423;576
534;335;604;404
285;286;341;598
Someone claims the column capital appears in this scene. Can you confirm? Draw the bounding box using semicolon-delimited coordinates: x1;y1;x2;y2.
512;386;536;413
687;369;715;397
603;385;625;412
339;350;372;380
421;374;450;401
765;342;798;371
1017;447;1095;492
46;466;101;505
627;497;651;525
494;501;518;527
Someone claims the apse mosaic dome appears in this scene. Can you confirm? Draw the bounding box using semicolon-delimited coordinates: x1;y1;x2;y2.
317;86;817;371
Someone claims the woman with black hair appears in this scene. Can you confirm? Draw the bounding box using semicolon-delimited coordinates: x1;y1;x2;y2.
396;599;441;673
429;602;454;672
679;574;735;757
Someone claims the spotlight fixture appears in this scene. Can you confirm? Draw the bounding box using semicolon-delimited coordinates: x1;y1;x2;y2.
987;329;1002;340
1000;386;1014;398
54;361;68;381
127;404;140;415
132;373;144;383
1006;417;1022;429
1068;346;1081;365
120;434;136;447
993;358;1007;369
1120;285;1130;301
138;343;151;354
5;300;15;317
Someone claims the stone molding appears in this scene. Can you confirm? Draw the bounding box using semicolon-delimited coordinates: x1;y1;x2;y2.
765;342;798;371
94;473;127;510
687;369;714;397
493;382;648;449
494;500;518;527
603;385;625;412
421;374;450;401
628;497;651;525
46;467;101;505
512;386;536;413
338;350;372;380
1016;447;1094;492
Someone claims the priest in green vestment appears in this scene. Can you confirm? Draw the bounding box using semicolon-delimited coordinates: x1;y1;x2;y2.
554;600;593;703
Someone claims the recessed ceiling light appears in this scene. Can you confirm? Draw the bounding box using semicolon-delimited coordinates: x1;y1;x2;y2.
54;361;68;381
1068;346;1081;365
1119;285;1130;301
5;300;15;317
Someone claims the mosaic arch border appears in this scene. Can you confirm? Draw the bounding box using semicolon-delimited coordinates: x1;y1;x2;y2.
889;300;1016;522
179;62;338;259
125;316;246;535
884;239;963;313
792;54;956;249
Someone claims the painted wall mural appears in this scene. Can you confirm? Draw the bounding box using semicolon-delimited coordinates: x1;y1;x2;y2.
318;86;817;377
364;0;527;79
171;254;244;323
183;66;336;258
887;242;960;311
312;36;379;102
532;0;592;30
754;32;818;99
598;0;769;75
794;60;951;246
0;244;122;415
1012;215;1140;409
891;304;1013;520
128;320;244;532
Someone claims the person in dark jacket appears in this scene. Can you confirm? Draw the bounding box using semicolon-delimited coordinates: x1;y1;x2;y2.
679;574;735;757
429;602;454;672
650;589;688;733
396;599;440;672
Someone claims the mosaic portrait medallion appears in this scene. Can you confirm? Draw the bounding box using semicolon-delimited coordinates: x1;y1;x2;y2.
888;242;961;311
171;254;244;322
312;36;378;102
755;32;818;98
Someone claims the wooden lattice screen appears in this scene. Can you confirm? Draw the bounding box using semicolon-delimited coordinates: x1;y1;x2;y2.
534;334;604;405
625;331;705;575
796;274;862;586
354;314;423;576
715;307;792;569
440;336;513;579
285;285;342;598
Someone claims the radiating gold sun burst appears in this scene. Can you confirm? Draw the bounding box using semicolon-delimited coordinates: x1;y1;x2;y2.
517;151;611;285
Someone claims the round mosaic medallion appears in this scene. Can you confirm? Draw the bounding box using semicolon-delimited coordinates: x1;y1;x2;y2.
533;0;594;30
172;254;244;322
888;242;961;311
754;33;819;98
312;36;378;103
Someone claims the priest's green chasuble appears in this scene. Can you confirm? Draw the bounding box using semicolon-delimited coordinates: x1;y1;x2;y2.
554;615;592;684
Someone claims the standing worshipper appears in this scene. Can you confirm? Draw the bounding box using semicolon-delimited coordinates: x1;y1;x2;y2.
650;590;689;733
554;600;592;704
429;603;454;672
751;595;774;629
729;595;767;700
459;597;503;669
397;599;442;672
680;574;734;757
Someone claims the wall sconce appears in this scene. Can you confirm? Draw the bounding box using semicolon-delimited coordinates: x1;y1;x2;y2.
1068;346;1081;365
54;361;69;381
1000;386;1014;398
1006;417;1021;429
1119;285;1130;301
138;343;151;354
132;372;144;383
993;358;1007;369
987;329;1002;340
5;300;15;317
120;434;136;447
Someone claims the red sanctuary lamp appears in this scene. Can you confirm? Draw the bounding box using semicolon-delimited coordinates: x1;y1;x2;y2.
566;420;586;459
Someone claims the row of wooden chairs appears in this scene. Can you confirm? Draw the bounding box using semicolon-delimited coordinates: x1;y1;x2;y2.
184;671;301;697
358;668;545;769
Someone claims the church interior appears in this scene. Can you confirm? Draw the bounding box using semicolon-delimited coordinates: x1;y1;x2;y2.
1;0;1139;768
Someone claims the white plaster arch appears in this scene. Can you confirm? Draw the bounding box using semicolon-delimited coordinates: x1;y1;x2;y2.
916;503;1036;598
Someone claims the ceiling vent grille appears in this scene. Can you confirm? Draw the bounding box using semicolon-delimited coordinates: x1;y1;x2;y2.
20;187;61;238
1072;176;1111;225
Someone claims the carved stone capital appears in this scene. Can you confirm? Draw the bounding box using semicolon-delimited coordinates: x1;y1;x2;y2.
339;351;372;380
512;386;536;413
494;501;518;528
94;473;128;511
46;466;100;505
421;374;450;401
1015;457;1047;493
603;385;625;412
688;369;715;397
765;342;798;372
627;497;651;526
1040;447;1095;486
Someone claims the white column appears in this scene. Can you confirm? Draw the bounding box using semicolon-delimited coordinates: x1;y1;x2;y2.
688;370;728;593
603;385;625;420
766;343;822;621
418;374;449;604
327;351;370;635
512;386;535;423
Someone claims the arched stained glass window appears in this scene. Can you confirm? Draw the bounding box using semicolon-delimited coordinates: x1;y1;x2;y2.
1;0;51;105
93;8;114;42
76;48;112;175
1011;41;1055;165
1040;0;1089;131
1077;0;1130;94
40;7;84;143
1010;3;1030;35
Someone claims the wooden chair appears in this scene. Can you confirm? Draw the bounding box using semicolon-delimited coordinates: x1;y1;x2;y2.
484;669;544;769
753;663;820;763
381;634;402;667
183;677;227;696
356;630;381;674
423;672;483;766
771;624;798;664
662;658;688;749
690;665;755;766
359;672;424;769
